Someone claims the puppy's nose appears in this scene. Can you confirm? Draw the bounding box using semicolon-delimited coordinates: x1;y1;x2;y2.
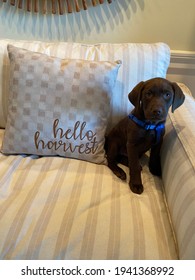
153;109;162;117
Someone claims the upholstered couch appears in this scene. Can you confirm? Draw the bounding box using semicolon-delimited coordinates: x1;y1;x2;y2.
0;39;194;260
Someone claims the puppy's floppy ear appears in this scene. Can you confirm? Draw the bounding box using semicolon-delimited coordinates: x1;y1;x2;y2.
128;81;145;108
171;82;185;113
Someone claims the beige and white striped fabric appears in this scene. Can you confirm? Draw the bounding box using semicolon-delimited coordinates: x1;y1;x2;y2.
1;39;187;260
0;129;177;259
0;39;170;129
161;92;195;260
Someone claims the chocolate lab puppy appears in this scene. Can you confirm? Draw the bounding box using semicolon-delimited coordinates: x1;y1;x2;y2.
106;77;185;194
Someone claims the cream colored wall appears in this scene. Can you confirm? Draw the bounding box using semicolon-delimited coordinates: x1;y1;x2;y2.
0;0;194;51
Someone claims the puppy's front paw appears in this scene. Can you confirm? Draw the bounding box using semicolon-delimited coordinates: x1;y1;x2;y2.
129;182;144;194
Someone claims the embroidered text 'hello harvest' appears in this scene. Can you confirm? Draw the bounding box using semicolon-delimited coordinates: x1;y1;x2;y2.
34;119;99;154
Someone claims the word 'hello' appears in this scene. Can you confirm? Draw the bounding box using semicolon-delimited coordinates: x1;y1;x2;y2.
34;119;99;155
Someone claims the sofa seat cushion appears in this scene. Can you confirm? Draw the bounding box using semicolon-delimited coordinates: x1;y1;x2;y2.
0;129;177;260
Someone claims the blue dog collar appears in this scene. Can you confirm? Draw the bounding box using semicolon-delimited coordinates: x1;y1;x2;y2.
128;114;165;144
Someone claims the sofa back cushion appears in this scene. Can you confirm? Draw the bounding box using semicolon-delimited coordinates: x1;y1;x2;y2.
0;39;170;130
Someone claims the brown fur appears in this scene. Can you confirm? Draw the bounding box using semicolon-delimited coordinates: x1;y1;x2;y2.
106;77;185;194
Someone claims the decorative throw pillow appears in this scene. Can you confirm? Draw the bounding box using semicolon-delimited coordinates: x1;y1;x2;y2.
1;45;121;164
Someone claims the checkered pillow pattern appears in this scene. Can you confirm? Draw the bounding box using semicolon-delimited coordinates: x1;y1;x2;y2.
1;45;121;164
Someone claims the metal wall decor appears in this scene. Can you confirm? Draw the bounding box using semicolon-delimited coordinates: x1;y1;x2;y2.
1;0;114;14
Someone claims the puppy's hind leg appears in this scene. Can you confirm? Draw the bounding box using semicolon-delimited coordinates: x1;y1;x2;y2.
106;140;127;181
118;155;129;167
108;160;127;181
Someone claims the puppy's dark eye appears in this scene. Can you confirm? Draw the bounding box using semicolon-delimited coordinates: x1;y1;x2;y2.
164;92;171;98
145;92;152;98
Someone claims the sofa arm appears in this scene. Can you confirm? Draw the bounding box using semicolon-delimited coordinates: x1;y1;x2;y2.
161;84;195;259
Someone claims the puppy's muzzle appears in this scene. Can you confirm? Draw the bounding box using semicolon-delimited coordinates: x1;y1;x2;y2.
152;108;163;118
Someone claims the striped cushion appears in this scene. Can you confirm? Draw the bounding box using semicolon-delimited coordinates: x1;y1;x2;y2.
162;92;195;259
0;129;177;259
0;39;170;129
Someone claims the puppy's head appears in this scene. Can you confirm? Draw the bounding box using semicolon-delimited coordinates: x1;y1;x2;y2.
128;77;185;123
